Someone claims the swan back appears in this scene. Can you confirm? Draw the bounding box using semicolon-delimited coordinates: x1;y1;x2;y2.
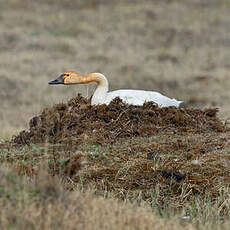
105;90;182;107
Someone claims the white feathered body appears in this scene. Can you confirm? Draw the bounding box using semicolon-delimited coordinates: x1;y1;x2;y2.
92;89;182;107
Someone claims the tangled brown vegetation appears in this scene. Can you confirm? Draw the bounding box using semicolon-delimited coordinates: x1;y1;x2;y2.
6;95;230;218
12;95;225;146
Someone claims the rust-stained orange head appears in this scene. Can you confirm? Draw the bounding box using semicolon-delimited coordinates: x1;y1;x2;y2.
62;71;83;84
48;72;104;85
48;72;84;85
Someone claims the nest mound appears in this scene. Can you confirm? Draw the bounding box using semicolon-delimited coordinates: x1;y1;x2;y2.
13;95;225;145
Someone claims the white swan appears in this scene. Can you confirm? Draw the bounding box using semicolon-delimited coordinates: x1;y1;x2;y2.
48;72;182;107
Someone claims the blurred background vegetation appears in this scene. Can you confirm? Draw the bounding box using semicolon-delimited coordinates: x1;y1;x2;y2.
1;0;230;138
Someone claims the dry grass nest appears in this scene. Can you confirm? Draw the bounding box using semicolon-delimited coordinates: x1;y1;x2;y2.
12;95;225;146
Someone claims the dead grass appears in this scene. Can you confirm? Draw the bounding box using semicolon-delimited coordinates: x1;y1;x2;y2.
2;166;230;230
0;167;196;230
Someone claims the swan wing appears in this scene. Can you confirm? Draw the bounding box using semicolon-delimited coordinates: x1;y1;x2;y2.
106;90;182;107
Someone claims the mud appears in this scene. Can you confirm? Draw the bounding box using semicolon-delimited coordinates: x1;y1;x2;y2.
12;95;225;146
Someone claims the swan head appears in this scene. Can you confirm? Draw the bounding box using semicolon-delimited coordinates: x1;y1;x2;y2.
48;72;84;85
49;72;107;86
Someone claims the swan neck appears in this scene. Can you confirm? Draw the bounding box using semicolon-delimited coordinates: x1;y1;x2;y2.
89;73;109;104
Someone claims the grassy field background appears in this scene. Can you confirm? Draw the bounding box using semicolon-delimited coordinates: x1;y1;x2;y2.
1;0;230;229
1;0;230;138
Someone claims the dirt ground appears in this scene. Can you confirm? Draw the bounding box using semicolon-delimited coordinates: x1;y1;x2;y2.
1;0;230;138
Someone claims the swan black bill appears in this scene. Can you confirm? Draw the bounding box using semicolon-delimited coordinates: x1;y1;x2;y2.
48;75;64;85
